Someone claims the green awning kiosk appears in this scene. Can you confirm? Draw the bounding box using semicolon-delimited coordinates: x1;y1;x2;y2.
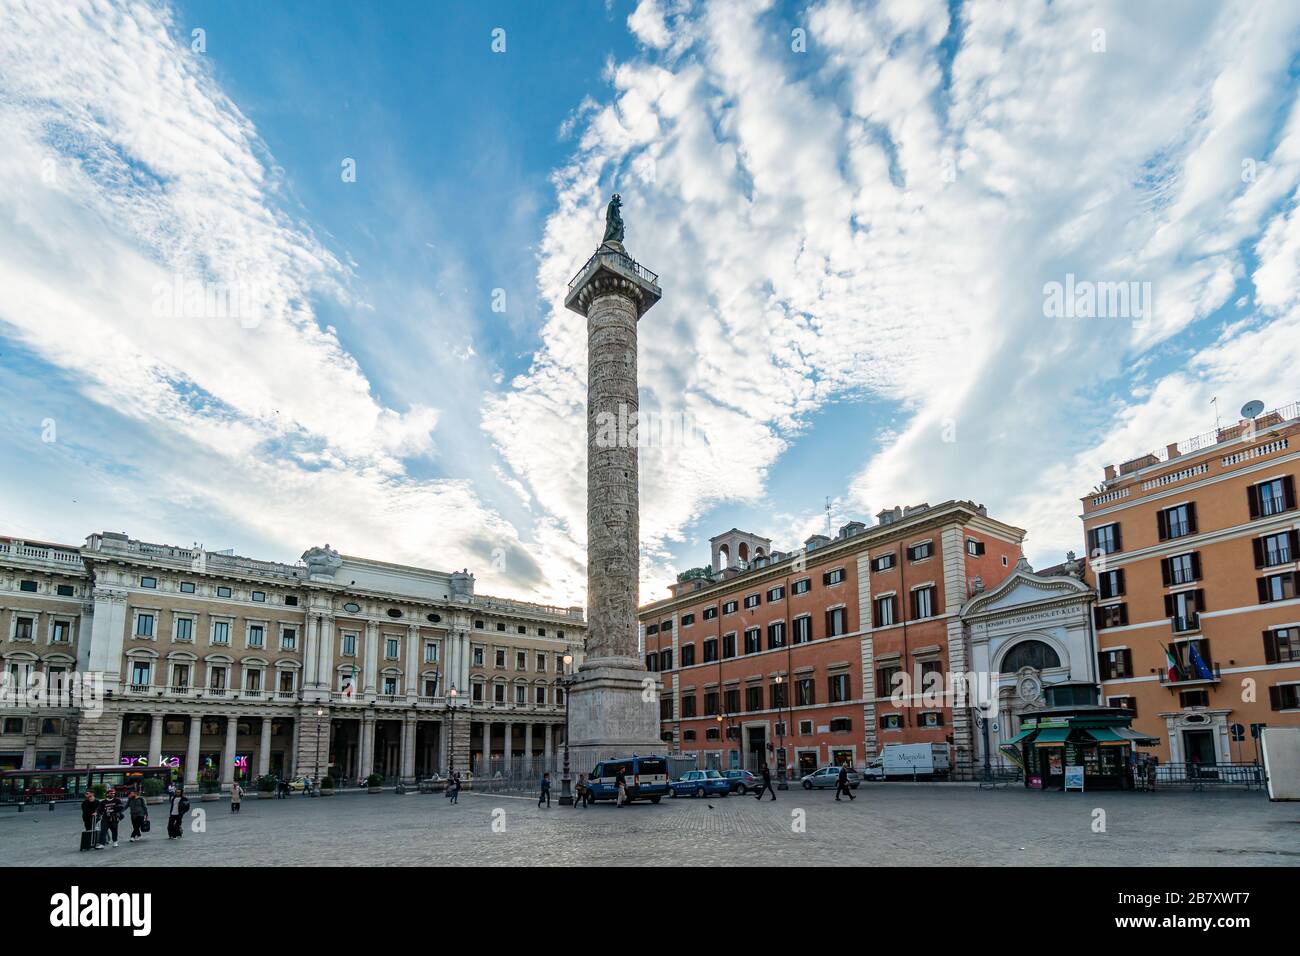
1015;682;1159;791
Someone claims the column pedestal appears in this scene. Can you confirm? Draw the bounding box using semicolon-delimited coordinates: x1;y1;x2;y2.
565;662;663;769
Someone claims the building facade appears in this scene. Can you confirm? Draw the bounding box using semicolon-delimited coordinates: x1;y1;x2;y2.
640;501;1028;776
0;531;584;787
1081;400;1300;764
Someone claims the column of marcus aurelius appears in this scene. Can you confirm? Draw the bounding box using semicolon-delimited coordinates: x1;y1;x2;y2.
562;194;665;766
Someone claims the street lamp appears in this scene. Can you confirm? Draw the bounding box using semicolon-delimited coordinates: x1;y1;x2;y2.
774;674;789;790
558;653;574;806
446;684;459;777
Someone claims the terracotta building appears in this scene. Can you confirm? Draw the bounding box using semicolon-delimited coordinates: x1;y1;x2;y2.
639;501;1026;777
1081;400;1300;765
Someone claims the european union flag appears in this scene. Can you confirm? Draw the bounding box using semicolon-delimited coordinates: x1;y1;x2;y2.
1187;642;1214;680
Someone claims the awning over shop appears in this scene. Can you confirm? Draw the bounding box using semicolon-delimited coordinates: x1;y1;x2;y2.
1033;727;1070;746
1005;728;1035;745
1085;727;1127;744
1112;726;1160;746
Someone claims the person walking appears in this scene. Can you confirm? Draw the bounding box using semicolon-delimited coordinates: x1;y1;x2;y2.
127;788;149;842
80;789;100;832
574;772;589;808
97;791;122;848
835;762;856;802
230;781;242;813
615;766;627;808
538;771;551;808
449;771;461;805
754;764;776;801
167;785;189;839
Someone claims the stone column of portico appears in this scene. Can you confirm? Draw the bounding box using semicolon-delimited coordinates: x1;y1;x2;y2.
544;723;552;765
185;715;201;788
221;716;237;791
148;713;164;768
257;716;272;777
481;722;491;774
359;711;375;783
400;713;417;784
562;221;665;763
524;723;534;776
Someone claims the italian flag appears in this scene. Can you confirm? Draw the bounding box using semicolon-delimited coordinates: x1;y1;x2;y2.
1164;645;1180;682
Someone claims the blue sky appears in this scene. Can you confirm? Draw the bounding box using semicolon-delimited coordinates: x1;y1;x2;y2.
2;0;1300;606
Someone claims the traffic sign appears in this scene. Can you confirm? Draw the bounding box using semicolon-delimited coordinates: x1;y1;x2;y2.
1230;723;1245;742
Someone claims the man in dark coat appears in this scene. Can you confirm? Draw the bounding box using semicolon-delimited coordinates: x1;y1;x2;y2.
835;762;856;801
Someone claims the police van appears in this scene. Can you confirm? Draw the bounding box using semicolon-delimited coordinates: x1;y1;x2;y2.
586;755;670;804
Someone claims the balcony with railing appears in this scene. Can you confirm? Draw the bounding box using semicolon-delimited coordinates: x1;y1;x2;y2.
0;537;84;568
1170;613;1201;634
127;683;150;695
1159;640;1221;686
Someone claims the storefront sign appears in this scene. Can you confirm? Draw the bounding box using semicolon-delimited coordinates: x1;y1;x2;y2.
1064;765;1085;791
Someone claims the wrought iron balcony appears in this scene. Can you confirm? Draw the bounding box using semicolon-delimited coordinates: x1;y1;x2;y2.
1158;662;1221;686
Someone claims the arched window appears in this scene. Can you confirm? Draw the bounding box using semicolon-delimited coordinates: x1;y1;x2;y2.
1000;640;1060;673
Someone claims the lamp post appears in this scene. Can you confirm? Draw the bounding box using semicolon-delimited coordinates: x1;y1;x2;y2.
775;674;789;790
446;684;458;776
558;653;574;805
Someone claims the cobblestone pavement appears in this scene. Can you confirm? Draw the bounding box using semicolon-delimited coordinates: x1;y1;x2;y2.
2;785;1296;866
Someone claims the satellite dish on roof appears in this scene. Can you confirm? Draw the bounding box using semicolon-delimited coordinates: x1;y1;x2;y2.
1241;400;1265;419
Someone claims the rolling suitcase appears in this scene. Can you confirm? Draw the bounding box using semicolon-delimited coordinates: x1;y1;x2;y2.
79;828;102;851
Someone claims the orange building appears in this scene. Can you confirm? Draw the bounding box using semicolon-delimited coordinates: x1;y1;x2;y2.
1081;400;1300;766
639;501;1025;777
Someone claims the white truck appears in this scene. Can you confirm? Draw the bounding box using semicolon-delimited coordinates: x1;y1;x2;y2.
862;743;951;780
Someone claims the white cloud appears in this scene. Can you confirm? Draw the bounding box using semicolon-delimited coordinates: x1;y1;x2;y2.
488;0;1300;593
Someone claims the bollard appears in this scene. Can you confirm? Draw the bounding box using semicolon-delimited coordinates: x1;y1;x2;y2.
49;801;55;812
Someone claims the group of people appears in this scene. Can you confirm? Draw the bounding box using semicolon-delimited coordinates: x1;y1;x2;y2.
79;781;201;850
79;787;157;849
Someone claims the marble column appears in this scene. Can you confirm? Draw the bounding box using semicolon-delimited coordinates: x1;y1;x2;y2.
364;622;379;697
405;624;420;699
359;712;375;782
482;722;491;774
561;225;665;763
185;715;201;788
221;716;237;790
524;723;534;776
257;716;272;777
400;714;416;783
543;723;553;763
503;721;513;769
148;713;164;768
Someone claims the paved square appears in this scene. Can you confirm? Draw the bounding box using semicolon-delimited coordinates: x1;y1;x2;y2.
2;785;1295;867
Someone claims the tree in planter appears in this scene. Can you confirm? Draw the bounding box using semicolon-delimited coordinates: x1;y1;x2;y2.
320;775;335;790
366;773;383;788
256;774;277;794
142;778;165;798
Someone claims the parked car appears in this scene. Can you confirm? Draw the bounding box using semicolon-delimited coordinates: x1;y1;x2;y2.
722;769;759;794
285;775;311;792
800;765;861;790
669;769;731;798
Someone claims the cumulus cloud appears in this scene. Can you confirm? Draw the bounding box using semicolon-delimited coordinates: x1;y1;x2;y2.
488;0;1300;594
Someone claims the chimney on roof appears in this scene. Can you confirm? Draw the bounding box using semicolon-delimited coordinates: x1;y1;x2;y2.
1104;464;1117;481
1166;442;1180;459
